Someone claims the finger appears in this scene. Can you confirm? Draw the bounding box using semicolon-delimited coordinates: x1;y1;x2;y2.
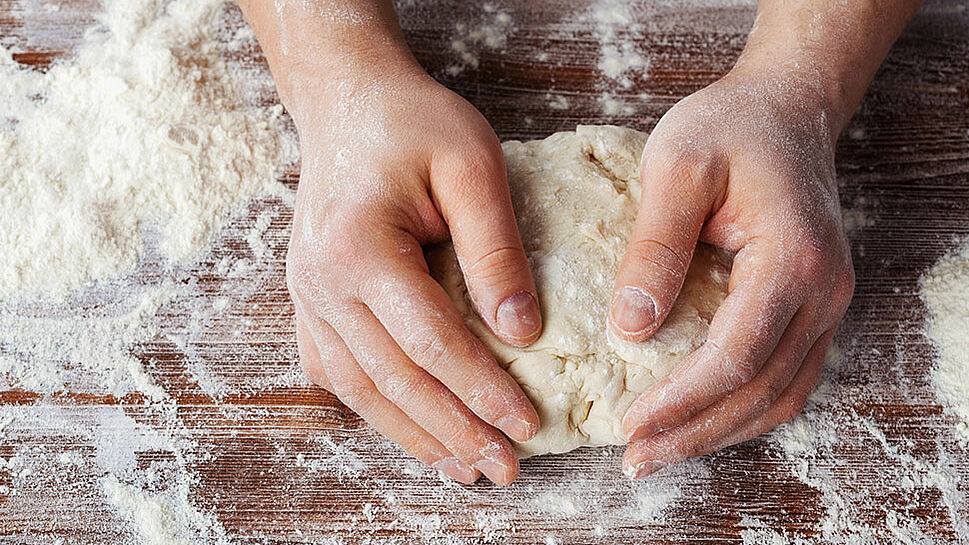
294;298;482;484
620;313;828;479
430;140;542;347
716;329;834;450
609;148;726;341
364;232;540;443
623;329;831;479
622;245;802;441
321;297;521;486
295;311;333;391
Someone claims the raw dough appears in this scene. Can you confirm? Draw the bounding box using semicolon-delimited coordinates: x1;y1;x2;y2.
427;125;731;457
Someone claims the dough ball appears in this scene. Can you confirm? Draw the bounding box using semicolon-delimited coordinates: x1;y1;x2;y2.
427;125;731;457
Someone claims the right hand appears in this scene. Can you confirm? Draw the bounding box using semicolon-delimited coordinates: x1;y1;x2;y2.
286;60;542;486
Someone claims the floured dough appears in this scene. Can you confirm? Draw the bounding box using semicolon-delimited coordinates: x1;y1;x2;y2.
427;125;731;457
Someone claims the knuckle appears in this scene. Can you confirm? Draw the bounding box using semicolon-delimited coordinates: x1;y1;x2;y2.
689;436;716;459
644;143;723;195
320;222;367;267
777;396;808;425
285;250;313;293
707;340;759;390
660;428;699;460
442;422;487;452
336;376;379;415
792;243;828;281
463;244;529;285
408;333;452;375
647;141;696;172
626;238;691;280
832;266;856;307
749;383;779;416
375;369;427;404
633;436;669;462
286;234;358;286
441;143;503;190
297;353;322;384
720;356;759;390
285;258;342;314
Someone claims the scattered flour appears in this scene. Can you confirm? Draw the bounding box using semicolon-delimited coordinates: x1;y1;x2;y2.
0;0;297;401
531;491;581;515
920;239;969;446
245;209;276;260
598;94;635;117
472;510;513;543
0;1;298;543
590;0;650;115
739;345;969;544
445;3;514;76
545;92;570;111
0;401;230;545
598;42;648;84
0;281;181;401
841;208;875;234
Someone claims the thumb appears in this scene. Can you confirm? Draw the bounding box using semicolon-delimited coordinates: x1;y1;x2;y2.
431;140;542;348
611;150;725;342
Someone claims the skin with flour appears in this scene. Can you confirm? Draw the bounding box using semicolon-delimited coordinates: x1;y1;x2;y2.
236;0;922;484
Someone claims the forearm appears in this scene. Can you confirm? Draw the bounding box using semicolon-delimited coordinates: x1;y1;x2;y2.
735;0;922;135
236;0;421;118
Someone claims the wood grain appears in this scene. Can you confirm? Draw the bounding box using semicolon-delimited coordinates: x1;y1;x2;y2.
1;1;968;544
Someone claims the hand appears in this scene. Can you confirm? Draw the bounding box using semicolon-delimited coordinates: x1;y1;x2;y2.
612;67;855;479
287;61;542;486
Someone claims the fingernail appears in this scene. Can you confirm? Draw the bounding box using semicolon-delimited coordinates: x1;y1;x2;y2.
496;291;541;340
611;287;656;335
474;458;510;484
624;460;666;480
627;421;660;443
497;414;537;442
432;457;478;484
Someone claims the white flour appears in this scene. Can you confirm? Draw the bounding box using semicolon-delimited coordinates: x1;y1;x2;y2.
739;345;969;544
921;240;969;446
590;0;650;114
0;0;297;543
0;281;180;401
445;3;513;76
0;0;297;400
0;0;291;301
592;0;648;88
103;475;232;545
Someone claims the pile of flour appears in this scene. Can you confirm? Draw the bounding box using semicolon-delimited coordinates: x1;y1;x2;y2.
920;240;969;446
0;0;293;301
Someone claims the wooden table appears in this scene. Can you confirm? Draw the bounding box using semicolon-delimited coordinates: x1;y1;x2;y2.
2;1;968;543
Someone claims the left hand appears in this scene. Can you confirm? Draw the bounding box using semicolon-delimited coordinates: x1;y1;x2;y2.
612;66;855;479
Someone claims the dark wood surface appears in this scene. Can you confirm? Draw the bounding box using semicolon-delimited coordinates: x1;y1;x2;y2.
1;1;968;543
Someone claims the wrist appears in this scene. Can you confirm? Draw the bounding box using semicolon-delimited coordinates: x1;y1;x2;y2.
275;44;426;129
241;0;426;125
729;1;921;141
727;48;851;146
